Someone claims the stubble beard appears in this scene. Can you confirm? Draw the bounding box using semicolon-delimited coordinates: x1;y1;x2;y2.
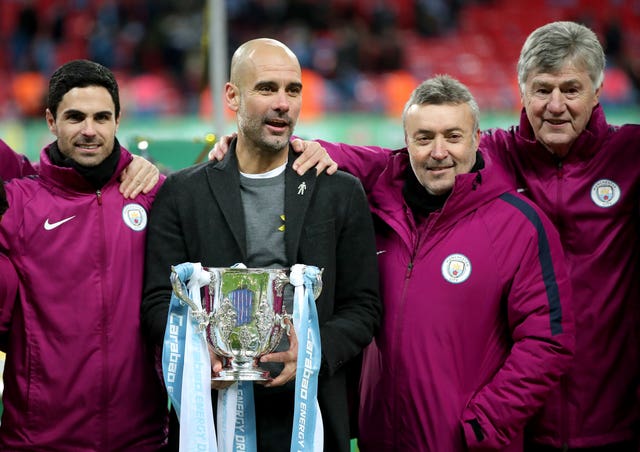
240;116;292;154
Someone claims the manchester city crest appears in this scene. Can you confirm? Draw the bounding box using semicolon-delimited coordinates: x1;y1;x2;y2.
590;179;621;208
122;203;148;231
441;253;472;284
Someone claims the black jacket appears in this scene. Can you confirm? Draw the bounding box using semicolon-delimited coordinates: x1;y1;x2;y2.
142;141;381;452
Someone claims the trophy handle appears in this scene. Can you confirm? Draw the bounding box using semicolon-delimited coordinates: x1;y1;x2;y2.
281;309;292;336
170;266;212;331
274;271;289;297
170;267;197;309
313;269;324;300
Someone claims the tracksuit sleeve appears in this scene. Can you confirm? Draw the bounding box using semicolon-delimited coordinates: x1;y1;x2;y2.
461;196;575;449
314;139;394;194
0;140;37;180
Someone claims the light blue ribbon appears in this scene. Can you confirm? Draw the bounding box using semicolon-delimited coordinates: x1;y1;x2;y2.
290;265;323;452
162;262;216;452
162;262;194;417
234;383;257;451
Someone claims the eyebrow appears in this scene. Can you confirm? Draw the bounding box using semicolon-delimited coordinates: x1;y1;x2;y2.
413;127;465;135
62;109;113;117
254;80;303;90
532;78;582;87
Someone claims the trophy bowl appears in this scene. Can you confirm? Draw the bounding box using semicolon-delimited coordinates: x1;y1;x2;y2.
204;267;291;381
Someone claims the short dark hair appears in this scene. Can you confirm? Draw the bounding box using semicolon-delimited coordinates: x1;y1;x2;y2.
47;59;120;119
402;75;480;135
0;180;8;216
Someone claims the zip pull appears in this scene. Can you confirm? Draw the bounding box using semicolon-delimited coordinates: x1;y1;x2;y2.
406;261;414;279
96;189;103;205
406;228;424;280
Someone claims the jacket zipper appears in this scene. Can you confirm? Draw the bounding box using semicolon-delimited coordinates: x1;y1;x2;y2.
555;161;563;227
392;256;414;450
555;164;570;449
96;188;109;448
392;216;421;450
405;227;423;280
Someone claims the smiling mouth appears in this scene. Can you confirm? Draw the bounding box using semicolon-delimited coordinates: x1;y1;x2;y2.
428;166;453;172
75;144;102;153
544;119;569;126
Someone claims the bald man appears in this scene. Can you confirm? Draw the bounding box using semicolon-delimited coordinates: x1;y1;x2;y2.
141;38;381;452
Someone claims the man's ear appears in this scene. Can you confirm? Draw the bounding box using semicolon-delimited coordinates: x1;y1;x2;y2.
593;83;603;106
474;128;482;150
45;109;56;135
225;83;240;112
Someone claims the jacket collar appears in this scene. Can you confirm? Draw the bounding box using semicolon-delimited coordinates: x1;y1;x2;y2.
38;140;133;193
372;149;513;233
432;151;512;229
516;104;609;163
205;138;317;264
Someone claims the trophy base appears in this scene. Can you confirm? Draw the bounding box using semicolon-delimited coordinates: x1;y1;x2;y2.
212;367;271;381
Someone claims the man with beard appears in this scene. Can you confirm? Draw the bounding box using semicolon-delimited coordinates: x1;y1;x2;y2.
141;38;381;452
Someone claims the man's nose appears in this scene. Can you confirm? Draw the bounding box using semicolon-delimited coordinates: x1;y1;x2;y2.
430;137;448;160
547;88;567;114
273;90;290;112
81;119;97;136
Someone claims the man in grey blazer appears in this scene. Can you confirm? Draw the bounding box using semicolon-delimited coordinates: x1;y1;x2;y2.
141;38;381;452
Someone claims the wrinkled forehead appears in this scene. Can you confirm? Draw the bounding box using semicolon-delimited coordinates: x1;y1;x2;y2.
525;59;590;83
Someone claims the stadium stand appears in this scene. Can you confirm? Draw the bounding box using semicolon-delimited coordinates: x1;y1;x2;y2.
0;0;638;120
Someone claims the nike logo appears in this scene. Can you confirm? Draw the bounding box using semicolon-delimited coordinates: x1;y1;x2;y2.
44;216;76;230
516;187;528;193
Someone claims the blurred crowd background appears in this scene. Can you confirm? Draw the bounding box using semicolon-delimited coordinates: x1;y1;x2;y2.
1;0;639;123
1;0;639;166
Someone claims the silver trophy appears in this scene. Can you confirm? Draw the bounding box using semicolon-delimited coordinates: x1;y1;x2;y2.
171;266;322;381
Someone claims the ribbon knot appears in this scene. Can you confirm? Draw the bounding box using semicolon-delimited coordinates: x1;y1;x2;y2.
289;264;305;287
